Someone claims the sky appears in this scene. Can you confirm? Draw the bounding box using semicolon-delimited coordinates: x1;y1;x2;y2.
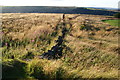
0;0;119;8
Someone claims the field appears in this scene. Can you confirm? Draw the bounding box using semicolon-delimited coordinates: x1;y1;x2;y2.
1;13;119;79
102;19;120;27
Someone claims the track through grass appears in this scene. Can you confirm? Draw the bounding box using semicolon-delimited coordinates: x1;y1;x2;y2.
2;13;119;79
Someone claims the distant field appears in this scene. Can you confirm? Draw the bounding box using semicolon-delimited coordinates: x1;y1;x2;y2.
102;19;120;27
1;13;119;79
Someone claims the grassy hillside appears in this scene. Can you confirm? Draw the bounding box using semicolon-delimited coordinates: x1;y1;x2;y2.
102;19;120;27
1;6;117;16
1;13;119;79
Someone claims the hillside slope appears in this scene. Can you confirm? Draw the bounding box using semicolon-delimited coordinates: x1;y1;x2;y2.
1;13;119;79
1;6;118;16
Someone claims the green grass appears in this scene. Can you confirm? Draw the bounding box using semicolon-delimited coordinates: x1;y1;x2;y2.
102;19;120;27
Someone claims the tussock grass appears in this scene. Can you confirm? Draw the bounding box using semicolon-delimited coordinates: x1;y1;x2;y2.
2;13;119;79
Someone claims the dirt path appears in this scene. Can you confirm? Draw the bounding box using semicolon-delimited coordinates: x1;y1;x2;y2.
39;14;70;60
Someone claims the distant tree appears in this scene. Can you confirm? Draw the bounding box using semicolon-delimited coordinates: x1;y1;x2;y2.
114;12;120;18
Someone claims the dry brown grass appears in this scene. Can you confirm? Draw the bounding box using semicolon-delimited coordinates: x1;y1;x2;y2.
2;13;119;79
2;13;62;40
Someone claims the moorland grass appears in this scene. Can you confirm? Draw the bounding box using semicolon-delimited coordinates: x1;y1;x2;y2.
2;13;119;79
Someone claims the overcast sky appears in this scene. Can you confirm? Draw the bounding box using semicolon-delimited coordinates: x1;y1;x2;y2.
0;0;119;8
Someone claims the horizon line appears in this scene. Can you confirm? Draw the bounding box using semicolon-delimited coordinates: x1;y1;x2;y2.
1;5;119;9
